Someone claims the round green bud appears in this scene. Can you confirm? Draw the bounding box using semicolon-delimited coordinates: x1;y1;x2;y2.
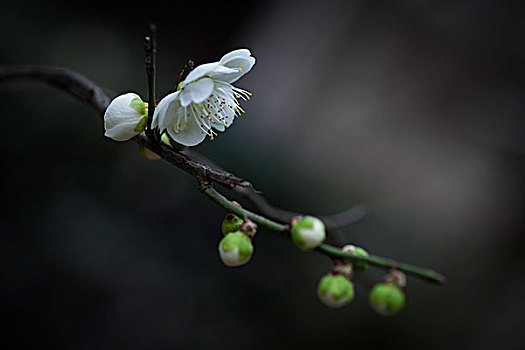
317;274;355;308
369;283;405;316
291;216;326;250
221;214;244;235
139;145;161;160
342;244;369;270
218;231;254;267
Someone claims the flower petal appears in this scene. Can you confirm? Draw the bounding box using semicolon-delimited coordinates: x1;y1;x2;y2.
153;91;180;129
104;121;141;141
166;115;208;146
188;78;214;104
180;89;195;108
216;55;255;83
181;62;221;88
220;49;251;64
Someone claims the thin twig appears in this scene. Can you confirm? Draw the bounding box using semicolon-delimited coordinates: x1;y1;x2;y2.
144;23;157;139
184;149;367;230
0;65;110;114
200;183;445;285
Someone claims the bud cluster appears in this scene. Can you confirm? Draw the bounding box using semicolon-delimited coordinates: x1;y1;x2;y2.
217;212;409;316
218;213;257;267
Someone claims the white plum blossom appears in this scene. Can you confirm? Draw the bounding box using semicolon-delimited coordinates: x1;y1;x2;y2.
152;49;255;146
104;93;147;141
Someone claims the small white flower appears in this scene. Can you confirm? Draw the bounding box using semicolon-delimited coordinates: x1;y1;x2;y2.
291;216;326;250
104;93;147;141
152;49;255;146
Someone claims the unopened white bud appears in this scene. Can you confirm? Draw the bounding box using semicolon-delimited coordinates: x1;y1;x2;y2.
317;274;355;308
218;232;254;267
104;93;147;141
291;216;325;250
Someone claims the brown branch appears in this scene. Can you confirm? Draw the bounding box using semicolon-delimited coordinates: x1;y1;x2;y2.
0;64;445;285
0;65;252;189
0;64;366;228
185;149;367;230
0;65;110;114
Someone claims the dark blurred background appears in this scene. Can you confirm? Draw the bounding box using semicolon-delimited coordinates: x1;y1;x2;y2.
2;0;525;348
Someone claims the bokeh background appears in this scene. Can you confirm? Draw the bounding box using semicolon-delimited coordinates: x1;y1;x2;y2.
2;0;525;348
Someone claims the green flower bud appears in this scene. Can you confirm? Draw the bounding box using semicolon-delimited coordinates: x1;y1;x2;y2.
317;274;355;308
139;145;161;160
291;216;326;250
218;231;254;267
221;214;244;235
342;244;369;270
369;283;405;316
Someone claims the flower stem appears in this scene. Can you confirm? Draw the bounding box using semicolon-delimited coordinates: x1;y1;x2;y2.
200;183;288;238
201;183;446;285
316;245;446;285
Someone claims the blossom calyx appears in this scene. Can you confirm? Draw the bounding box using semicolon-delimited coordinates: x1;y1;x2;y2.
317;273;355;308
218;231;254;267
104;93;147;141
239;219;257;239
369;283;405;316
342;244;370;271
290;216;326;250
384;269;407;288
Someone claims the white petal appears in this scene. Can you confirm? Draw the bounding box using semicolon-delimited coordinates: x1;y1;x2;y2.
104;121;140;141
166;115;207;146
188;78;214;104
153;91;180;129
220;49;251;63
215;56;255;84
212;121;225;132
181;62;221;88
179;89;192;108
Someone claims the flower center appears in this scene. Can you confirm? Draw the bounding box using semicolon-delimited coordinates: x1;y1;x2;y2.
177;80;252;140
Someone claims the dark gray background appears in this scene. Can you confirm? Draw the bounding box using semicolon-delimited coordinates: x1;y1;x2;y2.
2;0;524;348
